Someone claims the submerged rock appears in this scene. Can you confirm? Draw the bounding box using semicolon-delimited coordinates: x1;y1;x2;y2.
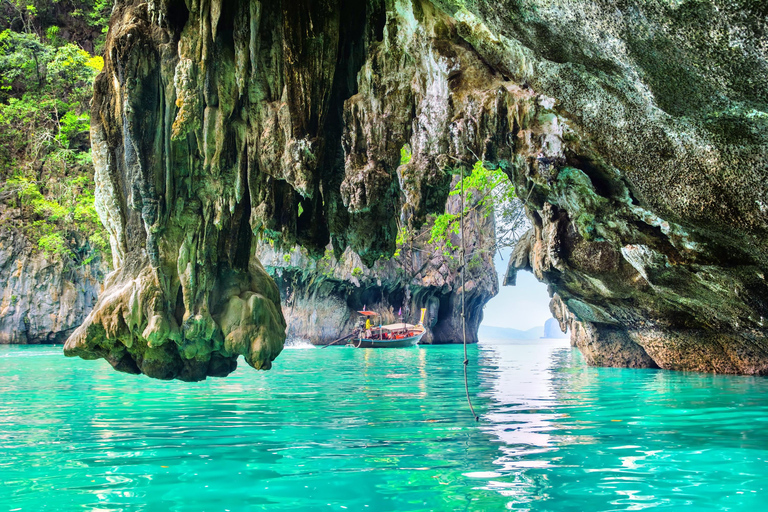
70;0;768;377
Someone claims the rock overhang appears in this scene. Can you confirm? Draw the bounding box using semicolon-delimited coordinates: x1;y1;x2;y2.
66;0;768;378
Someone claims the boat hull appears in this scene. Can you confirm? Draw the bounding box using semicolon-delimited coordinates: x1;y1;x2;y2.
351;332;424;348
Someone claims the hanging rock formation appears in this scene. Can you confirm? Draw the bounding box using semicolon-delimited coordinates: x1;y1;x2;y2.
67;0;768;378
66;0;522;379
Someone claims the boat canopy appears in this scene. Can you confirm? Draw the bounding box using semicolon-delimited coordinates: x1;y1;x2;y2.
380;323;420;331
357;310;378;316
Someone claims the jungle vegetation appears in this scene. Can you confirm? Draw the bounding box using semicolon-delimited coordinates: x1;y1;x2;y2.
0;0;111;263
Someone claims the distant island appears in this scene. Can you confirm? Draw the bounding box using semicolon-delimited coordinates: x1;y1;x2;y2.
480;318;569;340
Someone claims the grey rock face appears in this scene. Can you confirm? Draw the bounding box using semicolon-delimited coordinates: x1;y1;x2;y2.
0;229;106;345
489;0;768;373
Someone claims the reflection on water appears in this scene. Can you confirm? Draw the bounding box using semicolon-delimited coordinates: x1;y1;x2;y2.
476;339;768;511
1;340;768;511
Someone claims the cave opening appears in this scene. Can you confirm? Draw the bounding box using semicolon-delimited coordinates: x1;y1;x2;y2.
480;251;566;341
164;0;189;41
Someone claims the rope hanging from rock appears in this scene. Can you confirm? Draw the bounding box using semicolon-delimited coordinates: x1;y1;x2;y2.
461;168;479;422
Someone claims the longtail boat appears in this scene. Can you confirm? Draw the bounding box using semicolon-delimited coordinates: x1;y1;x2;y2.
350;308;426;348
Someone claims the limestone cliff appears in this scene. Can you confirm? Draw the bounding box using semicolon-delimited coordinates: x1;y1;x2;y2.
257;180;498;345
0;227;106;344
69;0;768;378
491;0;768;373
66;0;521;379
0;8;111;347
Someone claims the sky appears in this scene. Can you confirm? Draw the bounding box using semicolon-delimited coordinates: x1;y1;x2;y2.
481;252;553;330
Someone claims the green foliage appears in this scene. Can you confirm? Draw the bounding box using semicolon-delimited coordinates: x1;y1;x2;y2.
38;232;70;258
45;25;59;41
389;159;524;268
84;0;112;33
260;229;281;247
428;161;517;255
467;253;484;273
393;226;407;258
11;176;41;202
4;174;110;261
0;17;109;265
400;144;412;166
282;253;291;263
351;266;364;278
449;161;514;207
0;30;101;174
1;0;112;47
428;210;461;253
0;29;48;91
314;247;337;278
44;25;63;47
87;231;109;254
47;42;102;103
34;197;68;221
56;111;90;148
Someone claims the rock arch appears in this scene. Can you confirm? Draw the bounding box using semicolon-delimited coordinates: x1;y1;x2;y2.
65;0;768;378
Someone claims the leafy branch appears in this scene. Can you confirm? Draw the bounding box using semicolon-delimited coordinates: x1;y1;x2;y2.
427;160;526;256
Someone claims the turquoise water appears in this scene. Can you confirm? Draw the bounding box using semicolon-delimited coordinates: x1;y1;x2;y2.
1;339;767;511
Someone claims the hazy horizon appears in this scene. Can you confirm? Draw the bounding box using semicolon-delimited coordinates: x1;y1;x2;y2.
481;251;554;331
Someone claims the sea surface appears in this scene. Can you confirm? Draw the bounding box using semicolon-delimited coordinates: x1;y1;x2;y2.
1;338;767;511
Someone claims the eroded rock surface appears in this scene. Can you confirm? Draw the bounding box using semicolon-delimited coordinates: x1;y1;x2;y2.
491;0;768;373
70;0;768;377
0;229;106;344
68;0;524;379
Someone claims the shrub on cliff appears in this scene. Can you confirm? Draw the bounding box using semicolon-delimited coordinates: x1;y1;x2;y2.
0;13;108;265
425;161;527;257
1;0;111;54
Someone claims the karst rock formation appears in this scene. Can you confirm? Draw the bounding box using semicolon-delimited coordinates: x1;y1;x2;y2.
65;0;768;378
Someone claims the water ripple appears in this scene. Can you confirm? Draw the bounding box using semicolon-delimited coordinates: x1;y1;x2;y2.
1;340;768;510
